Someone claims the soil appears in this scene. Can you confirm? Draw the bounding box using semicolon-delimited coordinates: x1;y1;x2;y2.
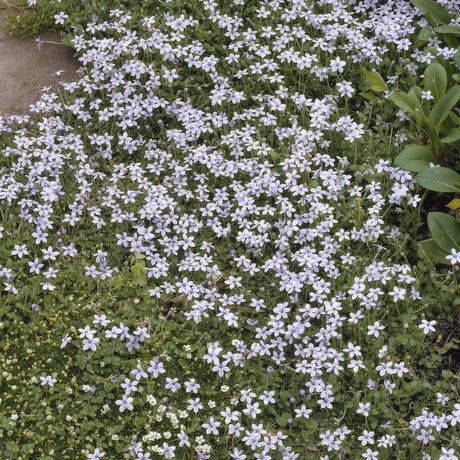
0;4;80;115
437;321;460;374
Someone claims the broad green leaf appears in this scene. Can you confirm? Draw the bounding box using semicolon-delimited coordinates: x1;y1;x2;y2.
409;86;428;119
428;212;460;251
424;62;447;102
408;86;423;109
423;46;441;57
439;114;458;135
390;91;416;114
361;67;388;92
410;0;451;24
417;167;460;192
440;127;460;143
416;26;433;47
433;25;460;36
394;145;437;172
428;85;460;129
435;29;460;48
455;51;460;71
417;238;451;265
444;35;459;48
447;199;460;210
359;91;379;102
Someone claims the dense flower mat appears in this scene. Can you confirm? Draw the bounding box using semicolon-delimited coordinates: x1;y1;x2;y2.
0;0;459;459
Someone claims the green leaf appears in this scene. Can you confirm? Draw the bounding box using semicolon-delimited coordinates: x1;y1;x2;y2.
418;239;452;265
389;91;416;114
415;26;434;47
428;212;460;251
361;67;388;92
408;86;425;119
61;37;74;47
440;127;460;143
276;413;290;427
359;91;379;102
428;85;460;129
303;418;318;433
0;415;11;429
20;444;34;455
439;114;458;135
433;25;460;36
402;380;420;397
423;46;441;58
424;62;447;102
270;151;280;162
131;261;146;277
410;0;451;24
442;369;454;378
111;276;126;289
417;167;460;192
434;28;460;47
132;276;147;286
394;145;437;172
455;51;460;71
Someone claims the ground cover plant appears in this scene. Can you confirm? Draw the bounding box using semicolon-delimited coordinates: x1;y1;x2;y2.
0;0;459;458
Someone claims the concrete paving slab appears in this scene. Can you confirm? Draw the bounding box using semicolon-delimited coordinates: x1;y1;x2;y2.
0;4;80;115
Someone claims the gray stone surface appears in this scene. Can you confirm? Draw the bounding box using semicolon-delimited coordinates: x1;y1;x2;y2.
0;5;80;115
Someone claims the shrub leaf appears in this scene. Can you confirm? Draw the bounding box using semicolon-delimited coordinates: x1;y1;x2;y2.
428;85;460;130
440;127;460;143
361;67;388;92
410;0;451;24
427;212;460;251
394;145;436;172
417;167;460;192
389;91;416;114
433;25;460;36
417;238;451;265
423;62;447;102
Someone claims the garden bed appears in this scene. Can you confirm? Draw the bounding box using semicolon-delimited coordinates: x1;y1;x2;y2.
0;0;459;459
